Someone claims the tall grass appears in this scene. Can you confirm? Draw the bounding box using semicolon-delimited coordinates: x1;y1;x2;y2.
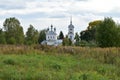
0;45;120;80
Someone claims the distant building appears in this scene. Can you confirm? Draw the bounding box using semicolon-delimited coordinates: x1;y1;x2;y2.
41;17;75;46
46;25;57;41
68;17;74;43
41;25;62;46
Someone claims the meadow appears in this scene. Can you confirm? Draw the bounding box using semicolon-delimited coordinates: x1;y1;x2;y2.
0;45;120;80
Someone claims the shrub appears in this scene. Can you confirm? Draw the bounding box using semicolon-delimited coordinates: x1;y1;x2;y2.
3;58;16;65
82;73;87;80
52;63;61;71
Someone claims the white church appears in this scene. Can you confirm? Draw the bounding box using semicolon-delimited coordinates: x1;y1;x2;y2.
41;18;75;46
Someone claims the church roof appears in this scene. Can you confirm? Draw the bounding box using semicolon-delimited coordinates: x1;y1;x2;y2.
46;31;57;35
68;23;74;28
46;25;57;35
68;17;74;28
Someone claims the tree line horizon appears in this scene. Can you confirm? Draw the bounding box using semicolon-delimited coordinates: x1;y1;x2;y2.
0;17;120;47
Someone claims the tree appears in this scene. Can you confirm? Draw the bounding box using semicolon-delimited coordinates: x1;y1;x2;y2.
25;24;39;45
88;20;102;30
0;29;6;44
96;17;120;47
80;20;102;42
74;32;80;46
62;35;72;46
38;29;46;44
58;31;64;39
3;17;24;44
80;30;92;42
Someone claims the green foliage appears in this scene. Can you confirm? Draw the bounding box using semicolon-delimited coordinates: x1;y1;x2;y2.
79;40;89;47
16;26;24;44
74;32;80;46
0;29;6;44
88;20;102;30
80;30;92;41
8;37;16;44
3;58;16;65
79;40;97;47
3;17;24;44
80;20;102;42
25;24;39;45
82;73;87;80
96;17;120;47
58;31;64;39
51;62;62;71
38;29;46;44
62;36;72;46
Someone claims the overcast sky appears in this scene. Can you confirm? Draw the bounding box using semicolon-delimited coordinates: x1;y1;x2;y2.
0;0;120;35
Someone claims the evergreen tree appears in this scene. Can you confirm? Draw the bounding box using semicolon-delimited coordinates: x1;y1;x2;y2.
74;32;80;46
58;31;64;39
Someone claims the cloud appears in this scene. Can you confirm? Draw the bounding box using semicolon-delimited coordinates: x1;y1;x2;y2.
1;0;120;16
0;0;120;34
0;0;26;10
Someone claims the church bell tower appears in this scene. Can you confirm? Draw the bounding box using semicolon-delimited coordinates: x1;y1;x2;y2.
68;17;74;42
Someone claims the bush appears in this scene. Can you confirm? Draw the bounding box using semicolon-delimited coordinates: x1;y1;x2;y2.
8;37;16;44
52;63;61;71
3;58;16;65
82;73;87;80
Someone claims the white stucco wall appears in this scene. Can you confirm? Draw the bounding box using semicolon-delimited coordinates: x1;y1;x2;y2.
68;33;74;41
68;26;74;42
46;34;57;41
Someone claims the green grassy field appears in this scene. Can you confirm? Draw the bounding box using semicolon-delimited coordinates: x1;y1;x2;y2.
0;45;120;80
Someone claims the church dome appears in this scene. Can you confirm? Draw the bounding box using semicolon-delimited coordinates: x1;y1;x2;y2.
68;18;74;28
46;25;57;35
68;23;74;28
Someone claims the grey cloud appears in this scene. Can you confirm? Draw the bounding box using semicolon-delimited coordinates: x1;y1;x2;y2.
0;5;25;10
49;15;66;18
0;0;26;10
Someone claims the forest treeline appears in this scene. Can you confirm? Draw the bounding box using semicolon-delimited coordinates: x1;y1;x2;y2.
0;17;120;47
